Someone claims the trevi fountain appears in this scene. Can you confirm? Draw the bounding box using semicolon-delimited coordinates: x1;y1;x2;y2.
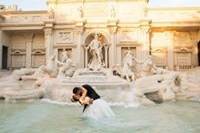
0;0;200;133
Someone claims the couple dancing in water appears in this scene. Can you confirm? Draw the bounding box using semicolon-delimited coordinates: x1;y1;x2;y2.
71;84;115;120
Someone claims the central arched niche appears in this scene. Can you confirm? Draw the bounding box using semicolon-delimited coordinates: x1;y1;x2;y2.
83;33;109;68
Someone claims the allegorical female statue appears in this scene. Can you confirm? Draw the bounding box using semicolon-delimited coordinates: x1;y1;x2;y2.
56;51;76;79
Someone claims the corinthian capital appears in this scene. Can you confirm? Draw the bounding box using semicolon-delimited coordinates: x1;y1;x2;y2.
44;28;53;36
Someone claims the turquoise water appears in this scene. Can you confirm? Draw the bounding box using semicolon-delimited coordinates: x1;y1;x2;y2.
0;101;200;133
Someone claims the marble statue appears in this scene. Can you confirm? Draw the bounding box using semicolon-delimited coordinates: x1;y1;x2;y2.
134;72;182;104
121;51;137;81
110;5;116;18
87;34;103;71
77;6;83;18
56;51;76;79
139;55;167;77
43;54;58;77
119;53;169;81
139;55;157;77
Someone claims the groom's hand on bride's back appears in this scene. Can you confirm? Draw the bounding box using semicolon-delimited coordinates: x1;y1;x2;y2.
78;98;93;105
89;99;94;104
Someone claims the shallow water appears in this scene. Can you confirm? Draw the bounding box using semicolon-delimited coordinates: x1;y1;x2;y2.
0;101;200;133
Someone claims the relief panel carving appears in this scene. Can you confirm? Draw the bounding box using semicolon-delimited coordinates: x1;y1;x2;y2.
55;31;73;44
118;30;140;43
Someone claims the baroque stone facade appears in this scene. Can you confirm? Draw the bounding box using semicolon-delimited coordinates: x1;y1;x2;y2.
0;0;199;70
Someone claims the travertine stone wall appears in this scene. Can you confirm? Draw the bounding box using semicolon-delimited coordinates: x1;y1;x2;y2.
174;31;199;68
151;31;172;68
10;33;26;68
151;30;199;69
9;32;45;69
32;33;45;68
148;7;200;22
44;28;54;62
0;0;199;70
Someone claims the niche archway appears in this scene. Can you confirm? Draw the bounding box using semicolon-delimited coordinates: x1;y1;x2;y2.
83;33;109;68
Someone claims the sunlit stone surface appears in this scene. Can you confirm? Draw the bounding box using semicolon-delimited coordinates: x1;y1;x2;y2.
0;0;199;104
0;1;200;132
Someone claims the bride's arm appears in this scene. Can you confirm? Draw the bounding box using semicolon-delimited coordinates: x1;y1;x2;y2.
79;87;87;104
79;97;93;105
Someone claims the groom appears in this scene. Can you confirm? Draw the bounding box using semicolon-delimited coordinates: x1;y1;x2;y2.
71;84;101;112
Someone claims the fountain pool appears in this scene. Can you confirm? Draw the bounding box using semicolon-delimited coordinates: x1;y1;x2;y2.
0;101;199;133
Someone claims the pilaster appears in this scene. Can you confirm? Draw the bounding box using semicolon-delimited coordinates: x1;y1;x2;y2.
0;30;2;69
167;31;174;70
75;19;85;68
24;33;34;68
44;28;54;63
44;20;54;63
107;19;118;67
25;42;32;68
140;19;151;60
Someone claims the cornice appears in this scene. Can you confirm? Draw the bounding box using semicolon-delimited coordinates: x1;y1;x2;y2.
151;21;200;30
54;43;77;48
117;41;142;47
0;23;44;26
47;0;149;4
149;6;200;11
0;10;48;15
0;23;44;30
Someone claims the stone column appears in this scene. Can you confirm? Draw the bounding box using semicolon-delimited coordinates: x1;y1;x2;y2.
197;30;200;66
25;41;32;68
192;30;199;67
25;33;34;68
107;19;118;67
85;46;89;68
140;20;151;61
44;28;54;63
141;27;151;60
167;32;174;70
75;29;84;68
0;30;2;69
75;19;85;68
109;32;117;67
104;45;109;68
76;32;83;68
